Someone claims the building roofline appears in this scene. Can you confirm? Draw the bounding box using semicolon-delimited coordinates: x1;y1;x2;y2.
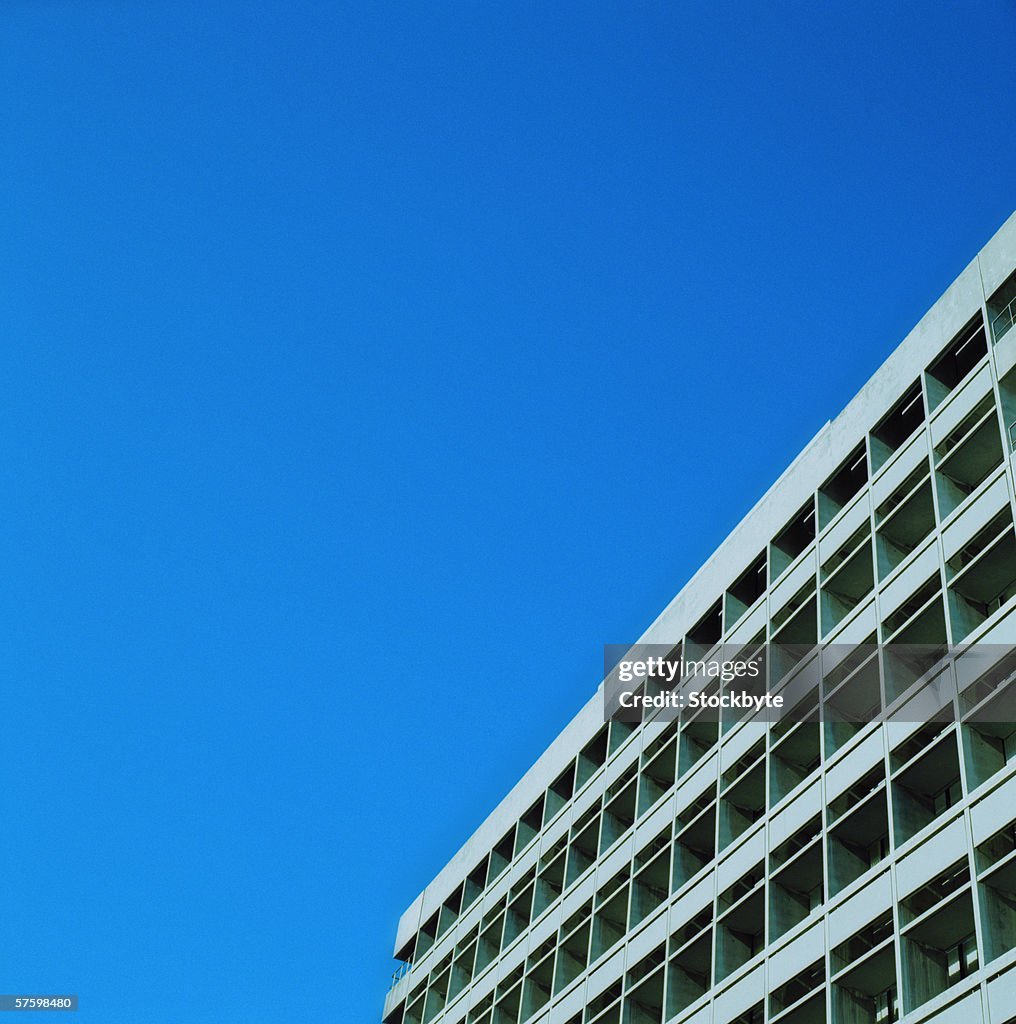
391;209;1016;957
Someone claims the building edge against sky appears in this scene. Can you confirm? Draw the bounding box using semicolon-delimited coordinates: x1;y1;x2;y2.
383;212;1016;1024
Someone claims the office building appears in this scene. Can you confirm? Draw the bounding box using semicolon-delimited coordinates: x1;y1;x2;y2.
382;213;1016;1024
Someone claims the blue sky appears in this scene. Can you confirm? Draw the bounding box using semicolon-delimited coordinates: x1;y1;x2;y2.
1;3;1014;1021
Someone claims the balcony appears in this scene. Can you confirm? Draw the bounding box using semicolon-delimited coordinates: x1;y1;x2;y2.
993;294;1016;345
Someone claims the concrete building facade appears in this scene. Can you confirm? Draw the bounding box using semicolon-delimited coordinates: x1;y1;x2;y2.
381;213;1016;1024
